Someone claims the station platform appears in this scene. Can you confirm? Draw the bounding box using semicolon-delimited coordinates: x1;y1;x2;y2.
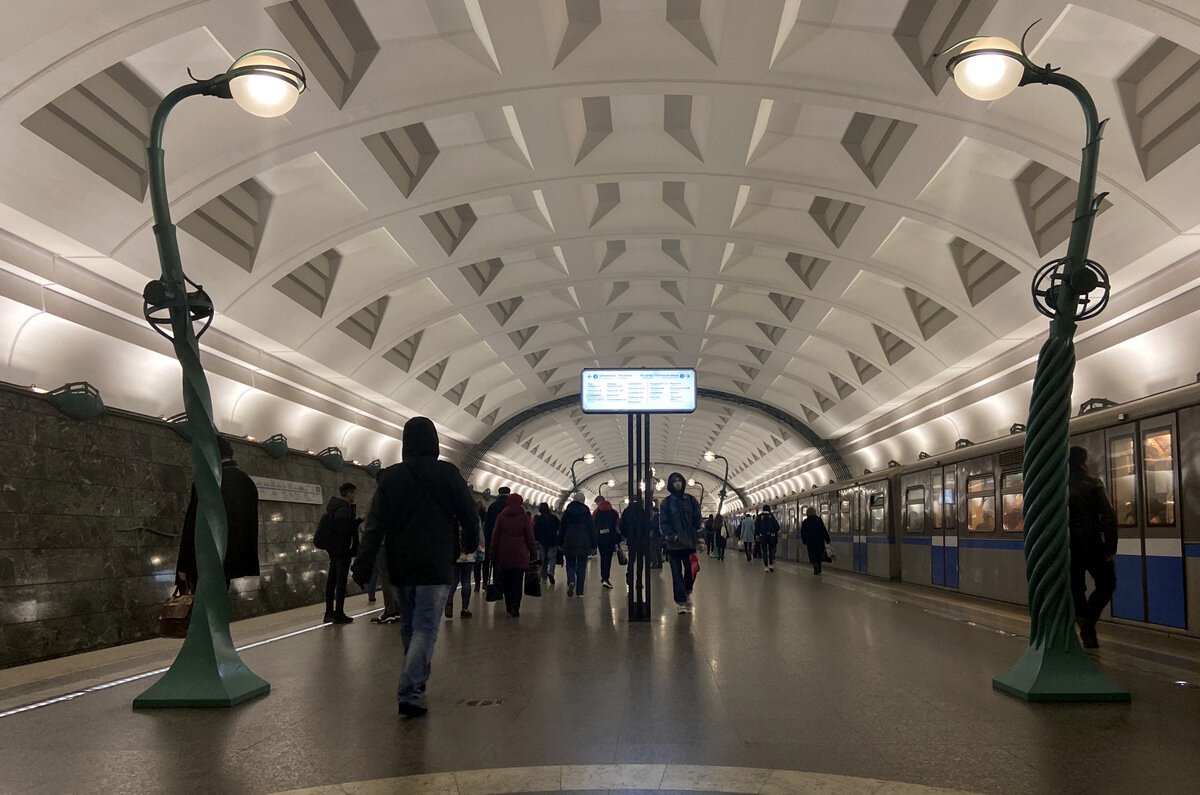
1;557;1197;795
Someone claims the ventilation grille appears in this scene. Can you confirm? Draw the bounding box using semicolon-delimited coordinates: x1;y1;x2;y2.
849;352;881;384
275;250;340;317
418;357;449;390
460;258;504;296
809;197;863;248
590;182;620;227
664;94;703;160
842;112;918;187
444;378;469;406
22;62;158;200
948;238;1018;306
338;297;388;348
874;324;914;365
421;204;477;255
577;96;612;164
179;179;271;272
267;0;379;108
786;252;829;289
363;122;439;197
383;330;423;372
488;296;523;326
1119;37;1200;180
830;373;855;399
769;292;803;321
509;326;537;349
905;288;957;341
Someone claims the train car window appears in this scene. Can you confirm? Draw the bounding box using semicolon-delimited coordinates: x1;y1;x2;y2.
820;503;830;529
1001;471;1023;532
1109;436;1137;526
931;472;943;530
966;474;995;532
943;470;956;530
839;499;850;535
869;493;886;534
1142;428;1176;525
905;486;925;533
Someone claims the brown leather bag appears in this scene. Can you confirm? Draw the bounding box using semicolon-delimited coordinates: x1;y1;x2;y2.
158;580;194;638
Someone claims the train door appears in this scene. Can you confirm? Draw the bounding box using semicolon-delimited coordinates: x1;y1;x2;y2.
852;487;869;573
931;467;959;587
1107;417;1186;627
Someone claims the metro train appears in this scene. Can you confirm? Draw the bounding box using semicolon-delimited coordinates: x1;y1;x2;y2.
772;381;1200;638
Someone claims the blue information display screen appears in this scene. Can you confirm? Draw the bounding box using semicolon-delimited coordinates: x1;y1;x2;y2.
580;368;696;414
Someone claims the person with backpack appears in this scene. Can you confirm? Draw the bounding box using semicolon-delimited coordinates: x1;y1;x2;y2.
533;502;561;585
320;482;362;624
756;505;781;573
351;416;479;719
593;498;621;589
560;493;596;597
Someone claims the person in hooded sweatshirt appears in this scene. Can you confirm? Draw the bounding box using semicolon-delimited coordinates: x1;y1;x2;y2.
593;498;621;589
533;502;561;585
321;482;362;623
489;493;538;616
352;416;479;719
660;472;702;613
560;492;597;597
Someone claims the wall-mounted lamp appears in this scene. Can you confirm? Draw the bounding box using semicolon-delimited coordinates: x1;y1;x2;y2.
954;438;973;449
863;468;871;475
887;460;901;468
46;381;105;420
261;434;288;459
165;412;191;440
364;459;383;478
317;447;344;472
1078;397;1117;415
918;452;931;460
1010;423;1027;434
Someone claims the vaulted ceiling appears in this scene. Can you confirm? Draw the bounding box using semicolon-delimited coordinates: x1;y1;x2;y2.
2;0;1199;510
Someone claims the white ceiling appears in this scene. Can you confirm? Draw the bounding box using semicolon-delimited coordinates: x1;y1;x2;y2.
2;0;1200;509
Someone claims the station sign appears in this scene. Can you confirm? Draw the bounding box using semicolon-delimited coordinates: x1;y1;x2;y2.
580;368;697;414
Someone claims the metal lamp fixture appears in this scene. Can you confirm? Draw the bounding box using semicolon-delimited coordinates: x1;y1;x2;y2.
703;450;730;516
261;433;289;459
598;478;616;500
134;50;305;710
941;24;1125;702
364;459;383;478
45;381;105;420
569;452;595;491
317;446;344;472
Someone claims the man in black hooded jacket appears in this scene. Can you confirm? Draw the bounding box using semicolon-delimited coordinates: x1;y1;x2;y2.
660;472;702;613
352;416;479;718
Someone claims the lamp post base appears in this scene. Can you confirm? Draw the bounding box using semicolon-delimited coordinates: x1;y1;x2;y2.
134;659;269;708
992;643;1129;702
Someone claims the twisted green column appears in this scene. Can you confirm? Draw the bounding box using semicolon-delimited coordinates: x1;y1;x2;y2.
989;65;1128;702
134;81;269;708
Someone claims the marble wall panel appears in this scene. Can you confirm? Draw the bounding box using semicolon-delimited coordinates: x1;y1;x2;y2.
0;385;383;667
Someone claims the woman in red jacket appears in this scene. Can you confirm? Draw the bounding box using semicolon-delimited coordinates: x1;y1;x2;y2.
488;493;538;616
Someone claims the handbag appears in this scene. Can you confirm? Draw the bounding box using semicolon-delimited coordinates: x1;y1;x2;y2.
524;568;542;598
616;542;628;566
689;551;700;580
158;582;194;638
824;542;836;563
485;582;503;602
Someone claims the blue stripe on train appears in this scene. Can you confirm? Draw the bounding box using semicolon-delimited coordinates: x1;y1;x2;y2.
1112;554;1145;622
1186;543;1200;558
901;537;931;545
946;548;959;588
957;538;1024;551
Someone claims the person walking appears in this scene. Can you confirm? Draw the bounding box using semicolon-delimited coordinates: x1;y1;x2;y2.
447;512;484;619
560;493;596;597
660;472;702;613
800;506;831;575
533;502;561;585
756;505;780;573
594;498;621;589
739;513;756;562
489;493;538;616
351;416;479;719
712;513;727;560
482;487;510;588
320;482;361;623
1068;446;1119;648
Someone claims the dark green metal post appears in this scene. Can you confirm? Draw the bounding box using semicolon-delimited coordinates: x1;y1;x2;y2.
134;80;269;708
984;64;1128;702
708;453;729;517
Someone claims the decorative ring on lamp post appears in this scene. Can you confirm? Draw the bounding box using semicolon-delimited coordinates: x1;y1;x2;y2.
1031;257;1111;321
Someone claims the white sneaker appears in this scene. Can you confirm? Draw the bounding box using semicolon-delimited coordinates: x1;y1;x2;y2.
677;604;689;614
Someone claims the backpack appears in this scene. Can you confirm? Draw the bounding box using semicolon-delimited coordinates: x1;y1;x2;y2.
313;507;334;551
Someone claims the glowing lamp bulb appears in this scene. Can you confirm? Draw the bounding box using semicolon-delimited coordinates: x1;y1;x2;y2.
952;37;1023;101
228;51;303;118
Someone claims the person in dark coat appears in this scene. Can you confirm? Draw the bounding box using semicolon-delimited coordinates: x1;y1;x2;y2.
351;416;479;719
660;472;702;613
756;505;781;573
482;487;510;586
800;506;831;575
560;493;597;597
593;499;621;589
533;502;561;585
489;493;538;616
177;436;259;589
322;482;362;623
1069;446;1119;648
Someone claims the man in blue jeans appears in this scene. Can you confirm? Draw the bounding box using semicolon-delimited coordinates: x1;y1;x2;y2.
659;472;702;613
353;416;479;718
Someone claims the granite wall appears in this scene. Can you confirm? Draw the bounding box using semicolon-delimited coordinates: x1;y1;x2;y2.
0;385;379;668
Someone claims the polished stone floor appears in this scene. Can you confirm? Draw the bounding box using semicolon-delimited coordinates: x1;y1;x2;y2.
1;557;1198;795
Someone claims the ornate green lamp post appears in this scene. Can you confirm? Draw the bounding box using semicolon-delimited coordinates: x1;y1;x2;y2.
134;51;305;708
598;477;616;501
687;478;705;508
941;30;1126;701
703;451;729;516
569;452;595;492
